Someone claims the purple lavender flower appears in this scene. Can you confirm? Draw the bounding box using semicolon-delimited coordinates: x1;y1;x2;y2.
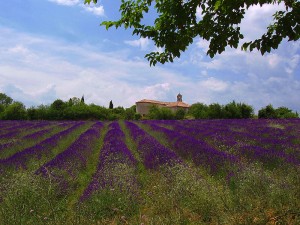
141;120;239;174
35;122;103;193
0;121;85;171
125;121;181;170
144;119;300;168
80;122;137;201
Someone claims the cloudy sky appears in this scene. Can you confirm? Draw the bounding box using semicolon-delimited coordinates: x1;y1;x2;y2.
0;0;299;112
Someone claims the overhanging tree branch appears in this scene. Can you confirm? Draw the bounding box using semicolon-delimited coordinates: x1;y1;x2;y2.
85;0;300;66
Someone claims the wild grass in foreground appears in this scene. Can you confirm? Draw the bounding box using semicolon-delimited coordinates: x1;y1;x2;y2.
0;162;299;224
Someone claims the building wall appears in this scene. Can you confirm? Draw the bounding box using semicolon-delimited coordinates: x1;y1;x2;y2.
136;102;153;116
136;102;189;116
167;106;178;113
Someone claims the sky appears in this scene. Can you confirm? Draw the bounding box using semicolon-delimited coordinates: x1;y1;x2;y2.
0;0;299;113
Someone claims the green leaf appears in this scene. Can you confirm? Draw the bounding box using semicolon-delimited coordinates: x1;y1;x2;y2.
241;42;250;51
84;0;97;4
101;21;115;30
214;0;222;11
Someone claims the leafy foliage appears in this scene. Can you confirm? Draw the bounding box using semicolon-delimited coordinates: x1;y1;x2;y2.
189;103;209;119
188;101;254;119
85;0;300;65
148;105;176;120
0;93;13;106
175;108;186;120
258;104;299;118
1;102;27;120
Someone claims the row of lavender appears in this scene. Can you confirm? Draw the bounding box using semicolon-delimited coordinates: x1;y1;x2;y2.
1;119;299;204
125;121;180;169
0;120;71;138
0;120;52;140
0;121;69;154
81;122;137;200
0;119;242;178
36;121;104;194
0;121;86;172
0;121;147;202
141;119;300;167
140;120;238;174
81;121;184;200
188;119;300;166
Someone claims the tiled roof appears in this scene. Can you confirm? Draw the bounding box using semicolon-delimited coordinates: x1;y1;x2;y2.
166;101;190;108
136;99;190;108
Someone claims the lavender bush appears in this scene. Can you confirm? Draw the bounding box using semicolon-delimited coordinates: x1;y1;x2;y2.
142;120;238;174
125;121;181;170
0;121;85;171
81;122;137;201
35;122;103;193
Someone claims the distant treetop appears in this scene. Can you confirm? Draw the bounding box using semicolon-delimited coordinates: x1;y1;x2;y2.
109;100;114;109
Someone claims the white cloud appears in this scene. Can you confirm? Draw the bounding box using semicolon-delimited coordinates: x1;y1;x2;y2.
124;38;150;50
143;83;171;100
196;57;224;70
82;5;105;16
0;25;299;113
192;35;298;78
200;71;208;76
199;77;229;92
48;0;80;6
196;39;210;53
196;6;202;20
48;0;105;17
154;46;164;54
186;38;300;111
286;54;300;74
241;3;285;41
0;27;185;108
266;54;281;69
8;45;29;55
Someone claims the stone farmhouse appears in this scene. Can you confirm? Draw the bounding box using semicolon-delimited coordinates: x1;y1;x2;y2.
136;93;190;117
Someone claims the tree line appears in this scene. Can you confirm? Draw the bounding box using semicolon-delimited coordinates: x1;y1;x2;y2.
0;93;298;120
148;101;298;120
0;93;139;121
188;102;298;120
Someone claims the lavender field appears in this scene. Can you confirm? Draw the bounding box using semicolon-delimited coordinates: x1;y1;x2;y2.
0;119;299;224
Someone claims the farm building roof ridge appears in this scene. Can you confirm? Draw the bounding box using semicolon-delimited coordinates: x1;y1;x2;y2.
136;99;190;108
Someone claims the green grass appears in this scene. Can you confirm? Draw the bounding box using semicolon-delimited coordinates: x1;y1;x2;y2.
0;161;299;224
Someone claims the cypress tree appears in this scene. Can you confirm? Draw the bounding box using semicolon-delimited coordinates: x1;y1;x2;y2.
109;100;113;109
